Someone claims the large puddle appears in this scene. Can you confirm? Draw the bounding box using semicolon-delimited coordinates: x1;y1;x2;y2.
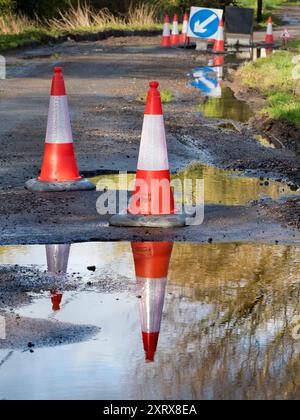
1;241;300;400
90;163;300;207
188;49;275;123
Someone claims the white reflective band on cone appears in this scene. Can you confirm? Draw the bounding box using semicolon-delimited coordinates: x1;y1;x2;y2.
216;27;224;41
137;115;169;171
182;20;188;34
163;23;171;37
137;277;167;333
267;24;273;35
46;96;73;144
46;244;71;274
172;22;179;35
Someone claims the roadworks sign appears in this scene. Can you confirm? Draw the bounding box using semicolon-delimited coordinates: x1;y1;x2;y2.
188;7;223;39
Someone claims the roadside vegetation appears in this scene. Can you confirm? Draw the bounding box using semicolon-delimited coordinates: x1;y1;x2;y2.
237;44;300;126
0;2;161;52
1;0;295;52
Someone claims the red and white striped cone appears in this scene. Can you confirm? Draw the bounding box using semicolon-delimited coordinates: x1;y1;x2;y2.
25;67;95;192
213;20;226;54
171;14;179;45
46;244;70;311
180;12;189;44
132;242;173;362
161;15;171;47
110;82;186;228
265;16;274;45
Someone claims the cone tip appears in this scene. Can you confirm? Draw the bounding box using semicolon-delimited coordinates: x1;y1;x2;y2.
164;15;169;22
268;16;272;23
54;66;63;73
174;14;178;21
149;81;159;89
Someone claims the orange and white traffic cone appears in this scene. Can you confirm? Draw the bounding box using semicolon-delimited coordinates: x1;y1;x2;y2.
180;12;189;44
265;16;274;45
110;81;186;228
161;15;171;47
213;20;226;54
46;244;70;311
171;14;180;45
132;242;173;362
25;67;95;192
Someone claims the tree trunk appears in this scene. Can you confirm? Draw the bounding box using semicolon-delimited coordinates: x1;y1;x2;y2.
257;0;263;23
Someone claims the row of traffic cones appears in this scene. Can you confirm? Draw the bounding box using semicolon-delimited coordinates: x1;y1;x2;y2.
25;67;186;227
162;14;275;52
46;241;172;362
161;13;189;47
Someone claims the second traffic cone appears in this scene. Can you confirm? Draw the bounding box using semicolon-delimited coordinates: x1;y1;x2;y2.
132;242;173;362
161;15;171;47
180;12;189;44
265;16;274;45
213;20;226;54
46;244;70;311
25;67;95;192
171;14;179;45
110;82;186;228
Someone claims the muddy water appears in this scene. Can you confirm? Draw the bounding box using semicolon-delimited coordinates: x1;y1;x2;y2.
196;86;253;123
1;241;300;400
90;163;300;207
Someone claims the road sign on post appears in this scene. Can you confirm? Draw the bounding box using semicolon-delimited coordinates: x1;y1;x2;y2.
188;7;223;39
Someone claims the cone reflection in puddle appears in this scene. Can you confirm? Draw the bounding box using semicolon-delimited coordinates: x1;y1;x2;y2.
132;242;173;363
46;244;70;311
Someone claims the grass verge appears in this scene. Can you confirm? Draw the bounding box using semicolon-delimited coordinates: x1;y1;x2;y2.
0;3;162;53
237;45;300;126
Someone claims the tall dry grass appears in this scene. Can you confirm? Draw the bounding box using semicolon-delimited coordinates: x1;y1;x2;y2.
0;13;36;34
49;1;158;31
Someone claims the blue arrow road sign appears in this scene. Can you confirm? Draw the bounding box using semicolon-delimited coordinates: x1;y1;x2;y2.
190;9;220;39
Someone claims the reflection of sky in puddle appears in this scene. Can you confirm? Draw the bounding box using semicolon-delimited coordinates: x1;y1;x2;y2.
1;242;300;399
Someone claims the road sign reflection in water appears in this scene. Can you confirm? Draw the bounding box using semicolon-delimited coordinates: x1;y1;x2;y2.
190;67;222;98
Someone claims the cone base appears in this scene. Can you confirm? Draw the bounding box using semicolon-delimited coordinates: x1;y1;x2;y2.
109;213;186;228
25;178;96;192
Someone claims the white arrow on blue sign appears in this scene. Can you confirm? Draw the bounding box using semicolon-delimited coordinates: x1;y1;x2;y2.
188;7;223;39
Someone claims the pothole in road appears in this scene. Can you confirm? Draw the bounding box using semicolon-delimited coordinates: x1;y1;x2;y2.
1;241;300;399
89;163;300;207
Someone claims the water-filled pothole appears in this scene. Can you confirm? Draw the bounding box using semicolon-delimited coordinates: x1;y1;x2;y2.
1;241;300;399
196;86;253;123
89;163;300;206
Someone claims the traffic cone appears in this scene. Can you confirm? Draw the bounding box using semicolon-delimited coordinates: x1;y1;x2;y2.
110;81;186;228
132;242;173;362
180;12;189;44
213;20;226;54
161;15;171;47
265;16;274;45
171;14;179;45
46;244;70;311
25;67;95;192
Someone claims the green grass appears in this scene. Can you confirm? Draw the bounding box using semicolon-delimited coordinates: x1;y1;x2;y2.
0;29;48;52
236;0;296;28
0;23;162;53
238;48;300;126
138;89;175;103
